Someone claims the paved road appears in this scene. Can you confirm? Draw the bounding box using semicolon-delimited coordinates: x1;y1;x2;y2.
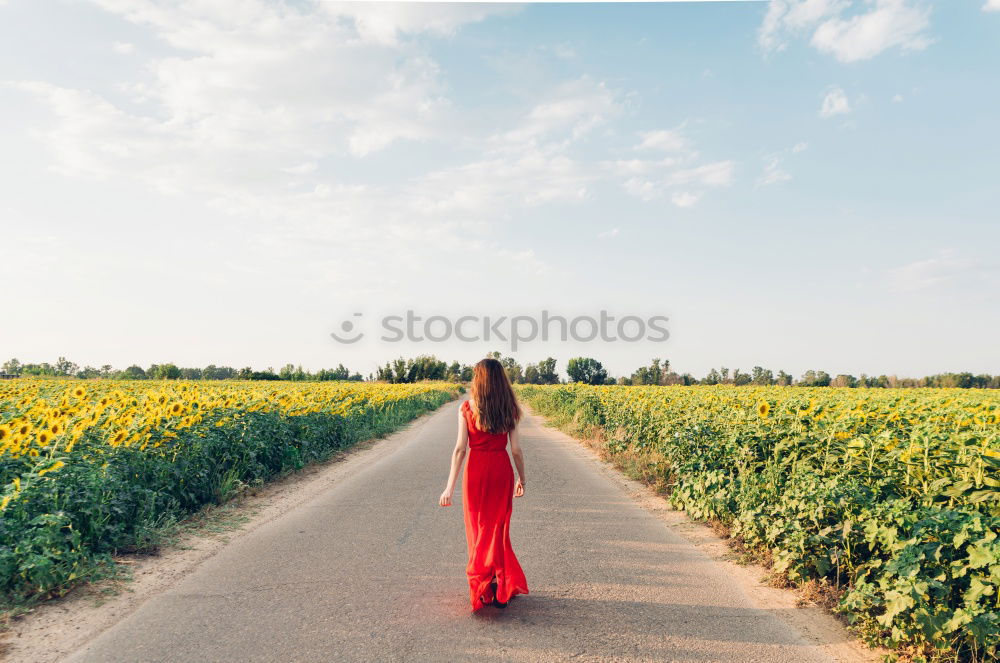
64;400;835;663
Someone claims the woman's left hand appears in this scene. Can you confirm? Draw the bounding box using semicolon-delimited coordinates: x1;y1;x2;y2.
439;489;453;507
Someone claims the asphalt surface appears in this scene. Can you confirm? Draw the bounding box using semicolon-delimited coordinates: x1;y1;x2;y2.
63;399;835;663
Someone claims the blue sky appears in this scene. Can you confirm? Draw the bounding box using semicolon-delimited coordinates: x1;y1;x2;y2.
1;0;998;380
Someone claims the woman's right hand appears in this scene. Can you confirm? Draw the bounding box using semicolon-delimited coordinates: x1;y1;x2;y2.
439;488;453;507
514;479;525;497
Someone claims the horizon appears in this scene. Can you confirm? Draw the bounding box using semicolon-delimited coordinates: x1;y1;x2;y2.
5;352;998;386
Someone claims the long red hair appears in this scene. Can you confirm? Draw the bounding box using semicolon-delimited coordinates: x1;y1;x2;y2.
470;358;522;434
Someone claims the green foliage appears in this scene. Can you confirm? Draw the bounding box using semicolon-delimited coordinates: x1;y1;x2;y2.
0;387;455;607
566;357;609;385
517;383;1000;662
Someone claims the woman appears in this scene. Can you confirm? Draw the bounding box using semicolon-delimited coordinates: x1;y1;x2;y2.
439;358;529;611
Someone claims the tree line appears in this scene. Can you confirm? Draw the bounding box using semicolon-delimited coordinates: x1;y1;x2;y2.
3;355;997;389
1;358;363;382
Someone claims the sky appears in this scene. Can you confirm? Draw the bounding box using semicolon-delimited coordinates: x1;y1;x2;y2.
1;0;998;380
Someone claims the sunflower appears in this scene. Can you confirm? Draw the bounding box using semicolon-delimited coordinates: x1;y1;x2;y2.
0;425;10;443
37;431;51;446
757;402;770;419
38;461;65;476
72;387;86;399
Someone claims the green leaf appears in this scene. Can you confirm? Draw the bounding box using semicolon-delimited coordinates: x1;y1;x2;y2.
941;608;972;634
967;543;996;569
963;576;995;605
878;590;915;625
943;481;974;498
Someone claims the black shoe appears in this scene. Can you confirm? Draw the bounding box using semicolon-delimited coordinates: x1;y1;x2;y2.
487;578;507;608
490;579;507;608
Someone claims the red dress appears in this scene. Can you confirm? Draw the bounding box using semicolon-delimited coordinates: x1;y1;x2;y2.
461;399;529;610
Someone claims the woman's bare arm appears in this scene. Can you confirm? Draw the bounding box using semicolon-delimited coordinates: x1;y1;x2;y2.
439;406;469;507
510;420;526;497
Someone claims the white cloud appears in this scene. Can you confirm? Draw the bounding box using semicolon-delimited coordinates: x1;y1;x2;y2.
893;93;904;102
11;0;738;289
792;141;809;153
76;0;516;164
112;41;134;54
600;157;681;176
492;76;620;149
282;162;318;175
612;125;733;206
635;128;687;152
985;0;1000;11
759;0;932;62
598;227;620;239
667;161;735;187
671;191;702;208
820;86;851;117
757;154;792;186
541;43;576;59
887;251;980;292
624;178;659;202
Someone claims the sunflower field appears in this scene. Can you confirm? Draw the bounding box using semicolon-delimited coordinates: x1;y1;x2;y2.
517;384;1000;662
0;378;457;606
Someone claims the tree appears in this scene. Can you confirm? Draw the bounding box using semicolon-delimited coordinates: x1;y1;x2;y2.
55;356;78;376
148;363;181;380
121;365;147;379
523;364;540;384
751;366;774;385
392;357;408;383
566;357;608;385
406;355;447;381
2;358;21;375
831;374;857;388
445;361;464;382
631;358;667;386
799;370;831;387
500;356;523;384
537;357;559;384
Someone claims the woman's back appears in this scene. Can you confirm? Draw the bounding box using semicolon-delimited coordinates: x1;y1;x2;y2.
461;400;509;452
